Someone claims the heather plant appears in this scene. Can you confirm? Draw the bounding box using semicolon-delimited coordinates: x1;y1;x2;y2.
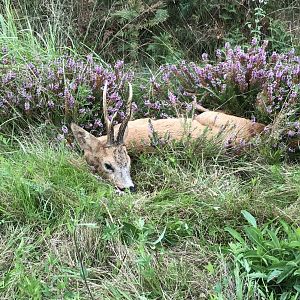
1;39;300;152
0;48;135;137
145;39;300;151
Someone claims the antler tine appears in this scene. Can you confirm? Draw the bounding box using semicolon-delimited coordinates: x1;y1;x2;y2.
103;81;117;145
116;82;133;145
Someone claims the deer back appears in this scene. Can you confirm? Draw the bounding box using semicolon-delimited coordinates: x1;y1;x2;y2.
98;118;214;152
195;111;265;141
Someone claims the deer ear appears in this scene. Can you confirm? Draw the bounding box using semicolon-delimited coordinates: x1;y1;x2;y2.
71;123;102;152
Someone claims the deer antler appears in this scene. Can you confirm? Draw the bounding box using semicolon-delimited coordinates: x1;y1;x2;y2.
103;81;117;145
116;82;133;145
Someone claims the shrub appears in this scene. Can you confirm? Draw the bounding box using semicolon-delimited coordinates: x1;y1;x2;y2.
8;0;298;64
145;39;300;151
1;39;300;152
223;211;300;299
0;48;135;137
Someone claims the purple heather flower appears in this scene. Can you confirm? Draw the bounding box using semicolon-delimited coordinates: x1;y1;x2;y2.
153;101;161;110
62;125;68;134
2;47;8;54
294;121;300;129
114;60;124;70
1;57;9;65
24;102;30;111
185;102;193;111
159;65;165;72
251;37;258;46
57;67;64;76
109;92;120;102
202;53;209;61
47;100;54;108
79;108;86;114
132;102;138;112
291;91;298;98
115;100;123;109
69;95;75;108
5;91;14;100
69;82;77;91
123;71;134;82
94;119;103;128
67;58;76;69
275;69;283;80
168;91;177;105
224;42;231;50
162;72;171;82
288;130;296;137
170;65;177;72
94;65;103;74
86;54;93;64
227;49;234;59
216;49;222;59
2;71;16;84
288;48;295;58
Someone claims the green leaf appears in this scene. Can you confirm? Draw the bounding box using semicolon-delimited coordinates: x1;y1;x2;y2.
267;229;281;248
248;272;268;279
293;268;300;275
279;292;291;300
267;269;283;282
289;241;300;247
225;227;245;244
294;284;300;292
276;266;295;283
205;262;215;275
151;226;166;245
244;227;263;247
241;210;257;228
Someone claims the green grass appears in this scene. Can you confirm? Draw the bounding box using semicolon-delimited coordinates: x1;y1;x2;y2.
1;1;300;298
0;134;299;299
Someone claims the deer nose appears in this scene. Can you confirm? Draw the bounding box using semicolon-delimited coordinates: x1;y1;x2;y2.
129;186;136;193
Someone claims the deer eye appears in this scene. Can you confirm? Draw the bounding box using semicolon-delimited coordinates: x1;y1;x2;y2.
104;163;114;172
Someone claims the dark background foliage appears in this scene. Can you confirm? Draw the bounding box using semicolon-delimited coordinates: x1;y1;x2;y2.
8;0;300;64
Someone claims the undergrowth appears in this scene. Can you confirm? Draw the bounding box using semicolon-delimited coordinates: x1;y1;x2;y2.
0;134;299;299
1;1;300;299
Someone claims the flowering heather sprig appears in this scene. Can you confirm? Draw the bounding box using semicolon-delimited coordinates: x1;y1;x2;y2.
1;40;300;152
0;50;134;136
145;40;300;150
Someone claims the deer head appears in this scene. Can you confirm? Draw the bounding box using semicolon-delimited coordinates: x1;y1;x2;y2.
71;81;135;192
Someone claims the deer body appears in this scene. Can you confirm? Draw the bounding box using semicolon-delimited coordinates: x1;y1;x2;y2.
71;81;265;191
98;112;265;152
98;118;213;152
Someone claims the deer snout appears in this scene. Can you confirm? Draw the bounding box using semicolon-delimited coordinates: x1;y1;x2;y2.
116;185;136;193
129;186;136;193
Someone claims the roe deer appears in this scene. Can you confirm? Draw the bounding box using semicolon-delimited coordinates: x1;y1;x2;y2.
71;81;135;192
98;104;265;152
72;82;265;190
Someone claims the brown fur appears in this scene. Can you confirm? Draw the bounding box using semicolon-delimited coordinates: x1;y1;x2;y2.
98;113;265;152
71;123;133;190
71;81;265;190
